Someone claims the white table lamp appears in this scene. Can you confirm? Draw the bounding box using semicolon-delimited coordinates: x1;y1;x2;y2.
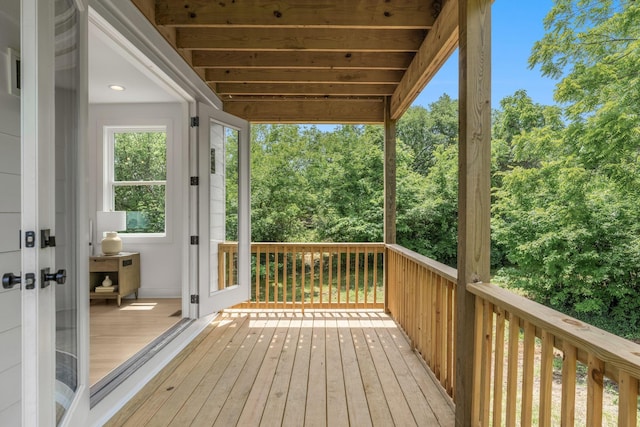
97;211;127;255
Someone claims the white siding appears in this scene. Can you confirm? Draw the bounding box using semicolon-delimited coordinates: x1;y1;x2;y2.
0;3;22;425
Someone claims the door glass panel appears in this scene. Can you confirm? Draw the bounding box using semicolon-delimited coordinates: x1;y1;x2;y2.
209;123;239;293
54;0;80;422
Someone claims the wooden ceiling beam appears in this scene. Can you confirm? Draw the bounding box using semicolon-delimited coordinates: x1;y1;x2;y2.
192;51;414;70
206;69;404;84
390;0;458;120
176;28;426;52
131;0;204;79
216;83;397;96
224;97;385;124
155;0;439;29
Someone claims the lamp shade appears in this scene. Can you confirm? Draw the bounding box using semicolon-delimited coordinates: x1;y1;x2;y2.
96;211;127;233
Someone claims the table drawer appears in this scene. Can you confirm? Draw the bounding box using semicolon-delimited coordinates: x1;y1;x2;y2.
89;258;119;272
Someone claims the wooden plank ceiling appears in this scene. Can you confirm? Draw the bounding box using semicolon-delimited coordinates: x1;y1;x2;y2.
132;0;458;123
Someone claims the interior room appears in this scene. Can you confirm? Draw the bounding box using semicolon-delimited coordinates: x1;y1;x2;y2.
86;14;189;388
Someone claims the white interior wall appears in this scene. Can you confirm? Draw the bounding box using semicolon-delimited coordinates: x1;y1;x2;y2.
88;103;186;298
0;2;22;424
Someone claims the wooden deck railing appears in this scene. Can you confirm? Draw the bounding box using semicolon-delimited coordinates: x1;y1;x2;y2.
469;282;640;426
219;242;385;310
386;244;457;401
220;241;640;424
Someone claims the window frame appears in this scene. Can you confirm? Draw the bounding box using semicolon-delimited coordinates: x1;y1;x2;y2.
103;123;171;241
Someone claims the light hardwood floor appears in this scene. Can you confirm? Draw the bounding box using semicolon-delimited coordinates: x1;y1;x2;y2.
90;298;183;385
106;310;455;426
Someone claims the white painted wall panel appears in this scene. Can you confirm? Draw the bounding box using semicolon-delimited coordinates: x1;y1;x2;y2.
0;327;20;376
0;133;20;174
0;365;20;410
0;286;20;330
0;401;20;426
0;252;19;283
0;173;20;213
0;214;20;253
0;93;20;138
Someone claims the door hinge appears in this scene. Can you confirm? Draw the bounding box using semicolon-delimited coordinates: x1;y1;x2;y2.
191;294;199;304
190;176;199;186
190;236;199;245
190;116;200;127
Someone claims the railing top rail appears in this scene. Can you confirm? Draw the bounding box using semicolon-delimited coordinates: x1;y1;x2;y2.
469;282;640;380
386;243;458;283
219;241;386;249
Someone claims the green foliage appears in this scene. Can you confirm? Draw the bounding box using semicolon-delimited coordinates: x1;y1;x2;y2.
397;94;458;175
491;0;640;337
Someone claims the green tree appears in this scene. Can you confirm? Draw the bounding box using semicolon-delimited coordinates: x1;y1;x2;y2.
397;95;458;175
491;0;640;337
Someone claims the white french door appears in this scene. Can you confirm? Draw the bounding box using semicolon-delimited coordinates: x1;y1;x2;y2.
197;103;251;316
20;0;87;425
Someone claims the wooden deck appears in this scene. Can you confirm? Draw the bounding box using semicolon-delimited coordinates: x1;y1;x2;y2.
106;310;454;426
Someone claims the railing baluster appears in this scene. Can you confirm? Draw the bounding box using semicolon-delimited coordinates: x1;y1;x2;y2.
265;250;270;306
539;331;554;427
493;307;505;427
618;371;638;426
447;279;455;397
328;252;334;306
364;249;369;305
283;250;287;306
255;247;261;303
319;250;324;305
587;354;604;426
521;320;536;427
274;250;279;305
345;248;350;304
506;312;520;426
561;343;576;427
310;252;315;306
472;295;484;424
301;249;306;309
373;249;379;304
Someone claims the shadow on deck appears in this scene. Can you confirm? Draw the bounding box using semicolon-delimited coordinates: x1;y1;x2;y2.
105;310;455;426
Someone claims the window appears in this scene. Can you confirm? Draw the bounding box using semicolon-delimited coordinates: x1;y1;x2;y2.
105;127;167;235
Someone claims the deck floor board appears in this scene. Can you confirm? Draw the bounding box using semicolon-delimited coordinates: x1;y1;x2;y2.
107;310;454;427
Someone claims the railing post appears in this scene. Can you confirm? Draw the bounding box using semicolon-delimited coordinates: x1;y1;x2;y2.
456;0;492;426
384;97;396;314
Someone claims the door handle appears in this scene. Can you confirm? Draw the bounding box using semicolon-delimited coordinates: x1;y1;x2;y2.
41;268;67;288
2;272;36;289
2;272;21;289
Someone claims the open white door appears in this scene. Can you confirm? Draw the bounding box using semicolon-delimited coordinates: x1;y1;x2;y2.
17;0;87;425
197;103;250;316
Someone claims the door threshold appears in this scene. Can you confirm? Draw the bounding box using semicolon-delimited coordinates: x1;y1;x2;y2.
90;318;193;406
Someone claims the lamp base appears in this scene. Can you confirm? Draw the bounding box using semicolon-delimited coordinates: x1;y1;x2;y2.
101;232;122;255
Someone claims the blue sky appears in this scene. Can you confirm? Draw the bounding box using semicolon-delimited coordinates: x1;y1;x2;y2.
414;0;558;109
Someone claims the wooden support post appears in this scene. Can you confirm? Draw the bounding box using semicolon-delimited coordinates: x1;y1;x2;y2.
456;0;492;426
384;96;397;245
384;96;397;313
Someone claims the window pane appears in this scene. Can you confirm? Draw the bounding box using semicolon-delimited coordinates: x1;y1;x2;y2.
114;131;166;181
115;185;166;233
